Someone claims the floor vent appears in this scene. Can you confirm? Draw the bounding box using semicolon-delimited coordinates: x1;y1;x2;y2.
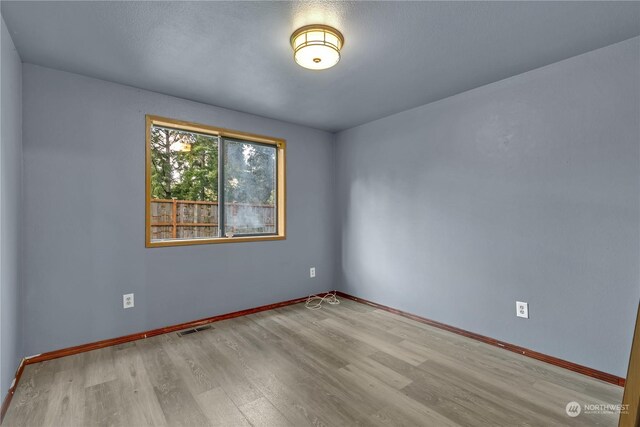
177;324;213;337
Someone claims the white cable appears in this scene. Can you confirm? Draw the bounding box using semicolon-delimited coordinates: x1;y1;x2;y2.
305;291;340;310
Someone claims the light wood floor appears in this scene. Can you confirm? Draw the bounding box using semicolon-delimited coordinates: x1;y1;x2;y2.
3;299;623;426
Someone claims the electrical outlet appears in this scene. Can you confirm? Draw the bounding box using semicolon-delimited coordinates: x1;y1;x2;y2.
123;293;134;309
516;301;528;319
310;267;316;278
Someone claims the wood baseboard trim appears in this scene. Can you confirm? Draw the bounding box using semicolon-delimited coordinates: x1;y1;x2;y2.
0;358;26;424
0;294;309;423
24;295;309;365
1;290;624;423
336;291;625;387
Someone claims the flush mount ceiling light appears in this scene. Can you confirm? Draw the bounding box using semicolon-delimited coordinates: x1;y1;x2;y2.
290;24;344;70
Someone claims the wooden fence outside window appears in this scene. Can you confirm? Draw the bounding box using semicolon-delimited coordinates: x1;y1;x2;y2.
150;199;275;240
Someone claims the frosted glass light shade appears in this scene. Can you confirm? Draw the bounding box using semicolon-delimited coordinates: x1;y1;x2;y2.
290;25;344;70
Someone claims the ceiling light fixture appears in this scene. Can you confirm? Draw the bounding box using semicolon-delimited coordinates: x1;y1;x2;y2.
290;24;344;70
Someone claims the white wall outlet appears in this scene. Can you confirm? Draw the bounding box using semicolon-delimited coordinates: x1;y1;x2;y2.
123;293;134;309
310;267;316;278
516;301;528;319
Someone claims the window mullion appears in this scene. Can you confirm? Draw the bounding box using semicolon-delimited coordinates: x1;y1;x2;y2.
275;149;279;235
218;137;225;238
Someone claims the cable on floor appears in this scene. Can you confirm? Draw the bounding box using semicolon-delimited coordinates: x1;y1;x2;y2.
305;291;340;310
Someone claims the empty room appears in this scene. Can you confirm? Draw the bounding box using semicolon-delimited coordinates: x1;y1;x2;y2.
1;1;639;426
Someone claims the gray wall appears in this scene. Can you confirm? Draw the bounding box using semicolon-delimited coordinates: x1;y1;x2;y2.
1;17;23;393
15;34;640;379
21;64;336;357
335;37;640;377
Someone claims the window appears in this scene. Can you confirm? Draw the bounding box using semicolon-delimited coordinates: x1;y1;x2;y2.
145;115;285;247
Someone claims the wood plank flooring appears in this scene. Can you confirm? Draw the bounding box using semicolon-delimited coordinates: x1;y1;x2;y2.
3;299;623;426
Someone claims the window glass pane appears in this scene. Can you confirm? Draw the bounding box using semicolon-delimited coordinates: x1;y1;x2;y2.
224;140;276;236
149;125;219;242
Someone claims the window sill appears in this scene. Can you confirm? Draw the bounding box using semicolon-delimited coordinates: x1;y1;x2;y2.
146;234;286;248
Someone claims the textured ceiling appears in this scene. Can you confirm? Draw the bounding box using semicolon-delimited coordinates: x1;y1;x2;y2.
2;1;639;132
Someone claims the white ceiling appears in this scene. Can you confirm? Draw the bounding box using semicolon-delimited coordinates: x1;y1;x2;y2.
2;1;639;132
